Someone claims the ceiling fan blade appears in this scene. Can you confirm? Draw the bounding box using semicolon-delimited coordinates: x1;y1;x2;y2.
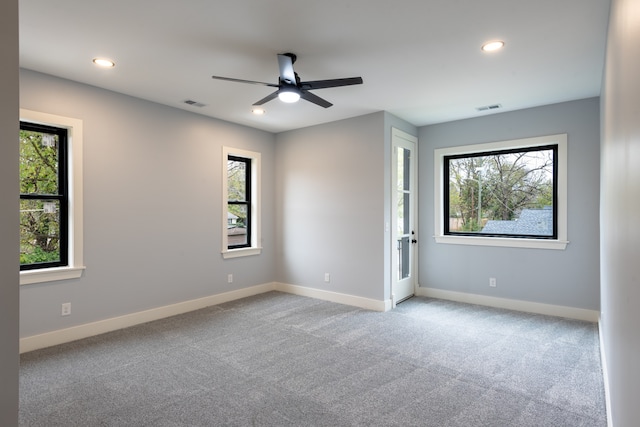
300;77;363;90
300;91;333;108
211;75;279;88
277;54;297;85
253;90;280;106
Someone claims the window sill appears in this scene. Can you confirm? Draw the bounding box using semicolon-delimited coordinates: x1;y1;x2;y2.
434;235;568;250
20;266;86;285
222;247;262;259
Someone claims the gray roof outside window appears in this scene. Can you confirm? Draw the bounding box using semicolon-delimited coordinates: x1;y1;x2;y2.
481;208;553;236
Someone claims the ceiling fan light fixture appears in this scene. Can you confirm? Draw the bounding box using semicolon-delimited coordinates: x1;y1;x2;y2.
252;107;266;115
278;88;301;103
481;40;505;52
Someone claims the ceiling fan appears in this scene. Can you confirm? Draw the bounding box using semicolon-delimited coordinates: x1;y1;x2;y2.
211;53;363;108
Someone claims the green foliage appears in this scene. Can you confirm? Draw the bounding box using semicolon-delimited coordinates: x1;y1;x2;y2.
448;149;554;232
227;159;247;201
20;246;60;265
20;129;61;266
20;130;59;194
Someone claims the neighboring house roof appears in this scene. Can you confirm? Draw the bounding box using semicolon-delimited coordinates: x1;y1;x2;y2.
481;208;553;236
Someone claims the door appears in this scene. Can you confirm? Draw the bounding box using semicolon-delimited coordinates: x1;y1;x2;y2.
391;128;417;306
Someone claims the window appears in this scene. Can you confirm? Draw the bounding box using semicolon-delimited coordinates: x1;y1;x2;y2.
434;134;567;250
227;155;251;249
222;147;261;258
20;122;68;270
19;109;84;284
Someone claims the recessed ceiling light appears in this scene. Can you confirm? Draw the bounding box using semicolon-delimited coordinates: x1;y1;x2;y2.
252;108;266;115
481;41;505;52
92;58;115;68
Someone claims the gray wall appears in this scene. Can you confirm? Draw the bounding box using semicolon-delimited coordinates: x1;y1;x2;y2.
0;0;19;424
600;0;640;424
275;112;416;304
418;98;600;310
276;113;387;301
19;70;277;337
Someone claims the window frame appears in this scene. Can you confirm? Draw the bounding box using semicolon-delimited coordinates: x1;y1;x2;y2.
226;154;252;250
221;146;261;259
19;109;84;284
19;121;69;270
434;134;568;250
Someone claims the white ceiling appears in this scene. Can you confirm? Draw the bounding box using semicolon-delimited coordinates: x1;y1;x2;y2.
19;0;611;133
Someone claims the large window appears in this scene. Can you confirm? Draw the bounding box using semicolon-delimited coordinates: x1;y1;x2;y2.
221;147;261;258
20;122;68;270
444;145;557;238
434;134;567;250
19;109;84;284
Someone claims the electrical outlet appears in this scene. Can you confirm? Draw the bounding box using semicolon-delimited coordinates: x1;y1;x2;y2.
324;273;330;283
227;274;233;284
61;302;71;316
489;277;497;287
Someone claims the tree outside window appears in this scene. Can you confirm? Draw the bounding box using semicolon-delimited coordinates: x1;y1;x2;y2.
445;145;557;238
20;122;68;269
227;155;251;248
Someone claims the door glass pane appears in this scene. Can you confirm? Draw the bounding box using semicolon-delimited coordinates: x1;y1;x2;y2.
20;199;61;265
402;148;410;192
397;193;404;235
396;147;411;280
398;236;410;280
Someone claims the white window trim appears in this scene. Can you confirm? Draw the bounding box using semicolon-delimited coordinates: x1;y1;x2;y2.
20;109;85;284
221;146;262;259
433;133;568;250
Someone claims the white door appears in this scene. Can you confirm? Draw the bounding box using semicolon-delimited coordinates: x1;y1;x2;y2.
391;128;417;306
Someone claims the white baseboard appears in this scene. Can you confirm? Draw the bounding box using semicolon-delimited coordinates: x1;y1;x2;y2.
20;283;389;353
416;287;600;322
21;283;598;354
20;283;277;353
598;318;613;427
273;282;388;312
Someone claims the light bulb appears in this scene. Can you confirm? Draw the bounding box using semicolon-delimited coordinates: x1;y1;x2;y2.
278;90;300;103
93;58;115;67
481;41;505;52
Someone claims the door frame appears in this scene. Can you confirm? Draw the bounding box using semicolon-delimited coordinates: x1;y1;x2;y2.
390;128;418;308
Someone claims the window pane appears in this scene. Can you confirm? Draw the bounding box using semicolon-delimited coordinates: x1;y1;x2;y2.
228;203;248;246
20;199;61;265
447;147;555;237
397;236;410;280
20;129;60;195
227;159;247;201
397;147;411;235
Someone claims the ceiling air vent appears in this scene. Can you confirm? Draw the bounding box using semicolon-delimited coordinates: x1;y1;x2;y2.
476;103;502;112
183;99;207;108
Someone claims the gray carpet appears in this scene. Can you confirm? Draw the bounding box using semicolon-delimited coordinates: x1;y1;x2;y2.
19;292;607;426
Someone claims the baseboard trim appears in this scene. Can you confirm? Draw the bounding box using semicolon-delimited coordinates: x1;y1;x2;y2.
22;284;596;354
274;282;388;312
20;283;277;354
416;287;599;322
20;283;389;353
598;318;613;427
